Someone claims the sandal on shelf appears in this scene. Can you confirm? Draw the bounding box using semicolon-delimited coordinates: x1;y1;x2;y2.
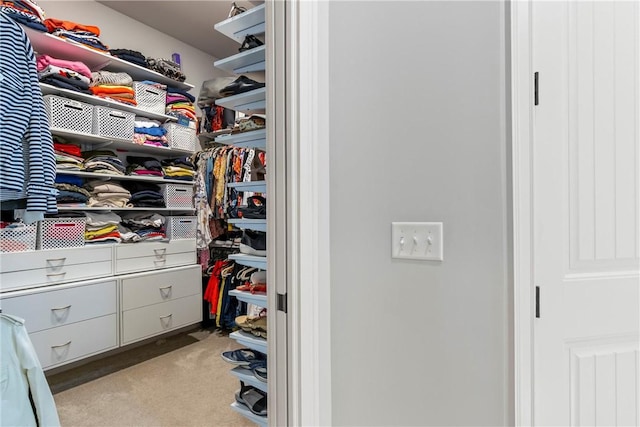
235;382;268;417
221;348;265;366
239;34;264;52
228;1;246;18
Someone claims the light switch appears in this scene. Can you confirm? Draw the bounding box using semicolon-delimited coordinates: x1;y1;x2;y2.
391;222;444;261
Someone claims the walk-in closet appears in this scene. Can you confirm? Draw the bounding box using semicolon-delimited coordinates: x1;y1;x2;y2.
0;1;272;425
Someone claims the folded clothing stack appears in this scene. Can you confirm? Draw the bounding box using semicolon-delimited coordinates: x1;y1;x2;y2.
0;0;47;31
133;117;168;147
89;71;136;105
54;139;84;171
161;157;195;181
55;182;90;207
82;150;126;176
146;57;186;82
126;155;164;178
85;180;132;208
109;48;147;68
36;54;92;94
122;181;165;208
119;212;166;241
44;18;109;52
84;211;122;244
166;86;196;122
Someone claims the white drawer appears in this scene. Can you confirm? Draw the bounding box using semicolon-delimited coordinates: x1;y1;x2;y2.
121;294;202;345
1;280;116;333
121;265;201;311
0;245;112;273
115;241;196;274
0;260;113;292
30;314;118;370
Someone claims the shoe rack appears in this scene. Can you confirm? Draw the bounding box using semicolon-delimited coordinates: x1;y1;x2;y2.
213;4;268;426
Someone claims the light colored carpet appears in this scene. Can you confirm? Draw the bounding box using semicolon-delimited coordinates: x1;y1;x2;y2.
53;330;254;427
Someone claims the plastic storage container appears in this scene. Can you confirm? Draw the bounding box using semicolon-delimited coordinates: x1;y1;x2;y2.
43;95;93;134
92;106;135;140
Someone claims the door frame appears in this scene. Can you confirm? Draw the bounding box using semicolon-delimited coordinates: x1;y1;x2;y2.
511;0;534;425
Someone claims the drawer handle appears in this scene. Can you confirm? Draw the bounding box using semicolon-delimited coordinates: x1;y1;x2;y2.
51;341;71;349
154;248;167;254
47;272;67;278
159;285;172;297
51;305;71;311
159;314;172;320
159;285;172;291
46;257;67;263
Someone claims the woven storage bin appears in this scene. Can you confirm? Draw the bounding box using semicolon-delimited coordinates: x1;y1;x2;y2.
160;184;194;209
92;106;135;140
0;223;37;253
133;82;166;115
43;95;93;134
162;123;196;151
38;218;86;250
166;216;197;240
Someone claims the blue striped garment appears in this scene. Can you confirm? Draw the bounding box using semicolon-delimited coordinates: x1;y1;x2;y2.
0;13;57;213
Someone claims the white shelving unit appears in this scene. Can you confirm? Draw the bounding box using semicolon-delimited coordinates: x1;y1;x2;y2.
56;170;191;185
215;87;266;114
229;289;267;307
228;219;266;232
57;207;194;212
24;26;193;90
214;3;266;43
213;5;269;425
228;253;267;270
214;129;266;149
40;83;176;122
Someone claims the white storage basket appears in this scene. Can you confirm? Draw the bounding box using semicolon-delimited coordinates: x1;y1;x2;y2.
38;218;86;250
162;123;196;151
0;223;38;253
165;216;197;240
43;95;93;134
92;106;135;140
160;184;194;209
133;82;167;115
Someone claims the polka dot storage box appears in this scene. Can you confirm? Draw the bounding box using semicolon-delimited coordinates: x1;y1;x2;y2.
37;217;86;250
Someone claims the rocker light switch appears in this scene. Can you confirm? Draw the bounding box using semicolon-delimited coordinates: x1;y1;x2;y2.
391;222;444;261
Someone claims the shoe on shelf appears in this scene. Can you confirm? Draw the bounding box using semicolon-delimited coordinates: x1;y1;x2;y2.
235;382;268;417
239;196;266;219
240;229;266;257
239;34;264;52
221;348;265;366
228;1;246;18
218;75;265;97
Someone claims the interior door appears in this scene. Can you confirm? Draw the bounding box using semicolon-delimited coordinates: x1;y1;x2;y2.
532;1;640;425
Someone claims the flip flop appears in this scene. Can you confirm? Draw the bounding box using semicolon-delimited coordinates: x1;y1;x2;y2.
221;348;265;366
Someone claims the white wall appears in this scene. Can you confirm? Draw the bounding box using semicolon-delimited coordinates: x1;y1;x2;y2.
327;1;512;425
37;0;228;100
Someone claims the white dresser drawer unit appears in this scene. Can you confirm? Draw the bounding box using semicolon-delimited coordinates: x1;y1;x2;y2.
121;294;202;345
114;240;196;274
30;313;118;370
0;279;117;333
0;246;113;292
121;265;201;311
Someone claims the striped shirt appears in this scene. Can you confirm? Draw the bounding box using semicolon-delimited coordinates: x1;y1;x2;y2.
0;13;57;213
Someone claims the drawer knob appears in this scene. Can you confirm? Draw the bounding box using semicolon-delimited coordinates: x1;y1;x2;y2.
46;257;67;263
159;285;172;298
51;305;71;312
159;314;173;328
46;272;67;280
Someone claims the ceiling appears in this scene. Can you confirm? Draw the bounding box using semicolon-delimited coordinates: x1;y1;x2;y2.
96;0;261;59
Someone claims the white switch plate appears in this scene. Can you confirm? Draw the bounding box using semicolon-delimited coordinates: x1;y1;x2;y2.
391;222;444;261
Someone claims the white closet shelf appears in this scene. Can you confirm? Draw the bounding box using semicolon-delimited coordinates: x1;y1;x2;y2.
50;129;193;156
228;218;266;232
215;87;266;114
214;45;266;74
214;3;266;43
55;170;193;185
57;207;194;212
230;402;268;427
214;129;266;149
230;330;267;354
229;290;267;308
227;181;266;193
24;26;194;91
40;83;176;122
230;366;267;393
228;253;267;270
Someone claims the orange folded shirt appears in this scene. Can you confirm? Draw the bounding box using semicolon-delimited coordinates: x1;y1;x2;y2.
44;18;101;36
90;86;135;96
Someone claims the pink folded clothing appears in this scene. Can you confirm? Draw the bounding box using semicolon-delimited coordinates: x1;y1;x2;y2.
36;54;92;79
131;170;163;176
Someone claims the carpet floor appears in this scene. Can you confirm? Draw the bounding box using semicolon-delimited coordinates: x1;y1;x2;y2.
49;328;254;427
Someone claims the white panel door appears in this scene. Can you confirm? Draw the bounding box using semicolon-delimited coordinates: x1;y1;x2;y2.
532;1;640;425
